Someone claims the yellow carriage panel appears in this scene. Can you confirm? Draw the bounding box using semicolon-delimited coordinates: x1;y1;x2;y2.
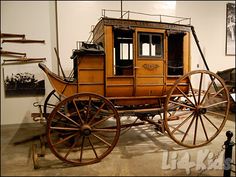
78;55;104;69
106;85;133;97
48;77;77;97
78;85;104;95
135;85;164;96
38;63;77;97
78;69;104;83
107;77;133;85
77;53;105;95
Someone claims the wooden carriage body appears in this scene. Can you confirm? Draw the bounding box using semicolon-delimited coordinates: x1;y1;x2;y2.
65;17;191;106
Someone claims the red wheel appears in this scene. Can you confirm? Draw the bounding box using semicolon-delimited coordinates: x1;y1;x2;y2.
164;70;230;148
46;93;120;165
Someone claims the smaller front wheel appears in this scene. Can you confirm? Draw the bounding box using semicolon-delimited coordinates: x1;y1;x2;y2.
164;70;230;148
46;93;120;165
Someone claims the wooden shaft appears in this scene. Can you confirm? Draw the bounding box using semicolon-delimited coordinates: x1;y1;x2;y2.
0;50;26;56
2;61;45;65
54;47;66;79
191;26;210;71
2;39;45;43
3;58;46;62
1;54;26;58
1;33;25;39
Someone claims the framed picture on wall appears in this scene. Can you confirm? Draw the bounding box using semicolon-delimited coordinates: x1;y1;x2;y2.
2;65;45;97
225;3;235;56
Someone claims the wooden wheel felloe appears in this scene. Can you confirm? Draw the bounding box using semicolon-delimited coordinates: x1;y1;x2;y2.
164;70;230;148
46;93;120;165
43;90;61;118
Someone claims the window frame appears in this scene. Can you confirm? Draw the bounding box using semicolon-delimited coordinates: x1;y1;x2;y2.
138;32;164;59
113;30;134;76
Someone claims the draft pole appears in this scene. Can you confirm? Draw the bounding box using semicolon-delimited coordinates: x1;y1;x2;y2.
55;0;60;76
121;0;123;19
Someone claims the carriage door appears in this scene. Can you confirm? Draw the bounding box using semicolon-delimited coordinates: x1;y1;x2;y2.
135;28;165;96
113;27;134;76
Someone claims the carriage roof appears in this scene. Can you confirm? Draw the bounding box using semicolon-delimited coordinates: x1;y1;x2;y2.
93;16;192;36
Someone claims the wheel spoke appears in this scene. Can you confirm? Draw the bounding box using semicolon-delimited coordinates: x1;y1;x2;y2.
50;126;79;131
211;87;225;99
176;86;195;106
57;111;80;127
200;76;216;105
204;100;228;108
85;96;92;123
198;73;203;104
88;102;106;125
193;115;199;145
91;133;111;147
207;110;226;117
171;111;194;134
91;114;115;127
188;76;197;105
169;100;195;110
73;99;84;124
87;137;99;159
168;110;194;121
79;136;85;162
64;134;80;159
199;115;209;141
181;113;196;143
92;128;118;132
202;114;219;131
52;132;78;146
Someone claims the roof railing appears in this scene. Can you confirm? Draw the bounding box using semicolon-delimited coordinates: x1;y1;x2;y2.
101;9;191;25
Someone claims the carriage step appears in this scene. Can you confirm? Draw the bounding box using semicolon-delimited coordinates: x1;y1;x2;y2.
31;113;49;118
31;113;49;122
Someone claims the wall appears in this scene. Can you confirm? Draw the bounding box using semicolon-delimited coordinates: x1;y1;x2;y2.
1;1;56;125
1;1;235;125
176;1;235;72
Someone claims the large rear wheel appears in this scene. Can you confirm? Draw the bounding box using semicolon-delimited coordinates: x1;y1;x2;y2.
164;70;230;148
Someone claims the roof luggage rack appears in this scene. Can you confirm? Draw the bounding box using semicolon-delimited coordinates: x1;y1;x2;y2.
101;9;191;25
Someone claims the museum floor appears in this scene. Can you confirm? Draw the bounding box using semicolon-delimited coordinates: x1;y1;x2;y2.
1;112;235;176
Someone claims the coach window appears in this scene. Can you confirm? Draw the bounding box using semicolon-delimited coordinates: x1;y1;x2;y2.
139;33;163;58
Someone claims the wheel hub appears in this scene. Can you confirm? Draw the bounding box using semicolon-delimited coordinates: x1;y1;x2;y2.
81;124;92;136
196;105;207;115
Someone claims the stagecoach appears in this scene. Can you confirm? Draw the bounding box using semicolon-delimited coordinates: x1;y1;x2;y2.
33;10;230;166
